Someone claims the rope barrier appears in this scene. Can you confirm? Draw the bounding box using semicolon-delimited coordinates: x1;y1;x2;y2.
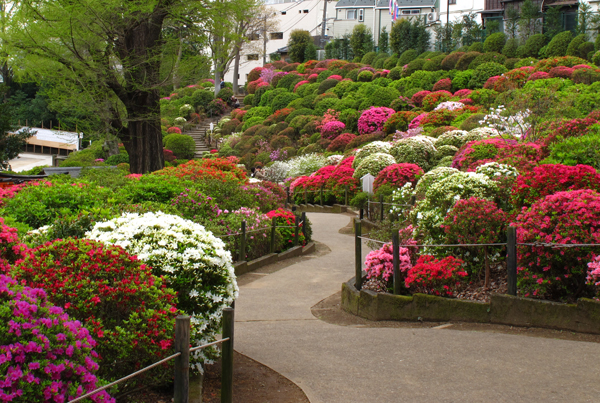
517;243;600;248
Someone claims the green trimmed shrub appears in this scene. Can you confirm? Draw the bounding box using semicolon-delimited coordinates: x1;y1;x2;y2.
217;87;233;103
451;70;474;91
468;52;506;69
423;54;446;71
567;34;586;57
388;66;403;80
522;34;546;58
504;58;519;69
579;42;595;60
243;93;255;106
459;113;486;131
361;51;377;65
164;134;196;159
468;62;507;88
502;38;519;58
469;42;484;52
105;153;129;165
317;70;334;83
192;89;214;108
383;55;399;70
484;32;506;53
455;52;481;70
441;52;465;70
515;57;537;68
403;58;426;76
546;31;573;57
398;49;418;66
271;92;299;111
318;78;340;94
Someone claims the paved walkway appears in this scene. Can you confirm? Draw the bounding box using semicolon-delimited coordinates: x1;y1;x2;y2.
234;213;600;403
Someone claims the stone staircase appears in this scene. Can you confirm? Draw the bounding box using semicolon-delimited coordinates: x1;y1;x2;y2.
186;96;245;159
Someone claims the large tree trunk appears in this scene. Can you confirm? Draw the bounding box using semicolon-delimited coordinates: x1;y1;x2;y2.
122;90;164;173
232;45;241;94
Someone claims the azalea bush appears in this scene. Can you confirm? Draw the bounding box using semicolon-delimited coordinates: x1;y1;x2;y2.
266;208;306;250
353;153;396;180
373;163;423;193
86;212;238;369
405;255;467;297
357;107;395;135
286;153;328;178
0;275;115;402
514;189;600;301
390;136;436;171
10;238;178;389
0;219;28;273
352;141;392;169
364;243;412;286
511;164;600;209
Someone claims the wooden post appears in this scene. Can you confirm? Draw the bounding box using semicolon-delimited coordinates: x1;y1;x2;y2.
320;183;324;206
221;308;234;403
269;217;277;253
293;214;300;247
507;226;517;296
393;233;401;295
174;316;190;403
301;212;306;241
344;184;349;206
355;218;362;290
379;194;384;221
239;221;246;262
359;208;364;220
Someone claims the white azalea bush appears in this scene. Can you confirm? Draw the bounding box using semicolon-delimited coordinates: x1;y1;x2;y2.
410;171;499;243
86;211;238;369
390;135;437;171
475;161;519;209
174;116;187;125
327;154;344;165
353;152;396;179
479;105;531;138
286;153;328;178
352;141;392;169
262;160;291;182
434;130;484;149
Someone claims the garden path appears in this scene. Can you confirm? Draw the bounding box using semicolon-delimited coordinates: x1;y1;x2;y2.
234;212;600;403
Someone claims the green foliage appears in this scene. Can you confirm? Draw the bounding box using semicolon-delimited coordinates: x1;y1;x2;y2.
403;58;427;76
451;70;474;91
361;51;377;65
468;62;507;89
544;125;600;169
483;32;506;53
468;42;483;52
546;31;573;57
455;52;481;70
502;38;518;58
398;49;418;65
105;153;129;165
164;134;196;159
60;140;105;167
468;52;506;69
271;92;298;111
567;34;587;57
304;42;318;61
288;30;313;63
422;54;446;71
379;26;390;54
522;34;546;58
390;18;430;55
350;24;374;60
317;78;340;94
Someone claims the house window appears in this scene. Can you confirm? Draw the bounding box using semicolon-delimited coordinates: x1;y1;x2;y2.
358;9;364;22
281;11;286;15
347;9;357;19
248;32;260;41
448;0;456;4
270;32;284;40
247;54;259;61
401;9;420;15
303;9;309;13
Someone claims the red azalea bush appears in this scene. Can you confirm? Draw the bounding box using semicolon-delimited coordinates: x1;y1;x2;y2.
548;66;574;79
0;183;30;206
327;133;356;152
419;109;457;127
452;139;542;172
156;159;246;183
163;148;176;162
527;71;550;81
357;107;395;135
421;90;453;112
433;78;452;92
514;189;600;301
587;256;600;294
534;56;589;72
364;243;412;283
247;79;263;94
10;239;179;386
453;89;472;98
0;219;28;274
294;80;309;92
483;75;501;90
266;208;305;248
511;164;600;209
248;67;263;82
373;163;423;193
166;127;182;134
411;90;432;107
405;255;467;297
0;275;115;403
535;117;598;149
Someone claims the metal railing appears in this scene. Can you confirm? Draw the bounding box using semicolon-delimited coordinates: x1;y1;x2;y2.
68;308;235;403
354;219;600;297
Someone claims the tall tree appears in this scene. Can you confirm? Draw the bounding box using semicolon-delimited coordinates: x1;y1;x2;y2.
505;5;520;40
350;24;373;60
378;26;389;54
543;6;563;42
577;1;593;38
518;0;542;41
461;12;483;46
288;30;312;63
0;85;33;169
5;0;211;173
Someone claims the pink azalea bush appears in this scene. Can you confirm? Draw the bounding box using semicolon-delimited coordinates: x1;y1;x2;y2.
364;243;412;283
453;89;472;98
294;80;309;92
405;255;467;297
357;107;395;135
408;113;428;129
373;163;423;193
514;189;600;301
320;121;346;140
0;274;114;402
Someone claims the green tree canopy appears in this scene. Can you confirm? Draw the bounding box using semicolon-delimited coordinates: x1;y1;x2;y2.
288;30;312;63
350;24;373;60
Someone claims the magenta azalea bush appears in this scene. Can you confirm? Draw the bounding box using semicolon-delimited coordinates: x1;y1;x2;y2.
357;107;395;135
364;243;412;284
0;275;114;402
320;121;346;140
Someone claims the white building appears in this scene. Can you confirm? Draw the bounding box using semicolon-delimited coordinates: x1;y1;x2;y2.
224;0;336;87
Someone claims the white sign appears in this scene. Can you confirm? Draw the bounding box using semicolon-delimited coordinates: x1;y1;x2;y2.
79;132;83;139
209;123;214;132
361;174;375;194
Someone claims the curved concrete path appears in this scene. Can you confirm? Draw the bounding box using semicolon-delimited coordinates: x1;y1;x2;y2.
235;213;600;403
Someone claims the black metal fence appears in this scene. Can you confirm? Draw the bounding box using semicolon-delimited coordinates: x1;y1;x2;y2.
68;308;235;403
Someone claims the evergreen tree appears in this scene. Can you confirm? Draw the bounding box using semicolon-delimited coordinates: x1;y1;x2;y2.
378;26;389;54
505;5;520;40
518;0;541;41
304;42;318;61
544;6;563;42
350;24;374;60
288;30;312;63
461;13;483;46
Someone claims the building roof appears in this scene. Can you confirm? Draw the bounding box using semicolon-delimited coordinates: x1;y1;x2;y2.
375;0;435;8
18;127;80;151
336;0;376;8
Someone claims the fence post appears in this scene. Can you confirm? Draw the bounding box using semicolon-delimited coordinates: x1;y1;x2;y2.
294;214;300;247
344;184;349;206
301;212;306;240
320;183;324;206
239;221;246;262
270;217;277;253
359;208;364;220
392;233;401;295
379;194;384;221
355;218;362;290
221;308;235;403
507;226;517;296
174;316;190;403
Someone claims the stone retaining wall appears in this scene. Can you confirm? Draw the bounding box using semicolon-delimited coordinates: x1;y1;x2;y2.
233;242;316;276
342;278;600;334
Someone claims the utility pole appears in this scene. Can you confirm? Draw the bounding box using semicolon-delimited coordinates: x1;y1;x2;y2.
321;0;328;47
262;15;267;65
